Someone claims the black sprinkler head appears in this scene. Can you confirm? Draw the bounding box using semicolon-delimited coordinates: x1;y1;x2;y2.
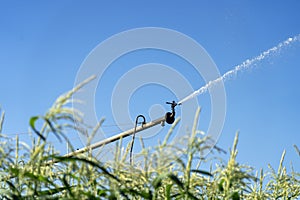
165;101;179;124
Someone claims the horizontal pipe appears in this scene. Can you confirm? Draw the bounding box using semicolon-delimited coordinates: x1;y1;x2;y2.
63;116;166;157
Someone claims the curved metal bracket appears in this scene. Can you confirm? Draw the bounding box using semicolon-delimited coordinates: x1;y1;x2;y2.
135;114;146;126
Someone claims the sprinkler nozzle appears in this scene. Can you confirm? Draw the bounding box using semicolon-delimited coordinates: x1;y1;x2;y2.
166;101;178;109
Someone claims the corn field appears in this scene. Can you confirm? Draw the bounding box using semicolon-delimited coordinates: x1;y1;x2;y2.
0;77;299;199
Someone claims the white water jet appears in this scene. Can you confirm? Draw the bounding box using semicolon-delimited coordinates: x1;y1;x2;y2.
178;34;300;105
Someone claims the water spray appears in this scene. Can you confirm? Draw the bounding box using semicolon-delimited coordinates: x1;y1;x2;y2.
178;34;300;105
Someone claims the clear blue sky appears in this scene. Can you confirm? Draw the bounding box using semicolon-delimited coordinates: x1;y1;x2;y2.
1;1;300;172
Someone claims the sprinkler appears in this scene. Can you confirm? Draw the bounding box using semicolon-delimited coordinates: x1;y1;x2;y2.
165;101;179;124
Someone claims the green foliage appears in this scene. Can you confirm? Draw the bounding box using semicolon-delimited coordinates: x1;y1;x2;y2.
0;77;299;199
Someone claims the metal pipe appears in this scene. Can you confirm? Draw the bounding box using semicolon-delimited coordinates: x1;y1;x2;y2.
63;116;166;157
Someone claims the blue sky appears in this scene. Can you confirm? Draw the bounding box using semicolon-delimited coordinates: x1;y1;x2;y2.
1;1;300;171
